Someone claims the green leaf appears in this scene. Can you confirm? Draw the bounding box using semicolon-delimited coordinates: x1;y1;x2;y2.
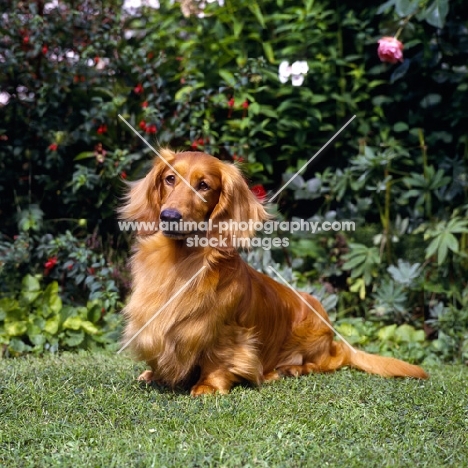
21;275;41;304
394;324;425;343
437;238;448;264
387;260;421;285
44;282;62;314
4;321;28;336
377;324;397;341
281;173;304;190
232;20;243;39
425;237;440;260
377;0;396;14
81;321;99;335
63;330;84;347
420;93;442;108
174;86;194;102
335;322;366;344
63;316;83;330
424;0;449;28
74;151;95;161
28;324;46;346
349;277;366;299
335;323;359;337
395;0;419;16
393;122;409;132
44;317;60;335
443;232;459;253
262;42;275;63
248;3;265;28
219;70;236;86
390;60;410;83
8;338;29;354
342;254;366;271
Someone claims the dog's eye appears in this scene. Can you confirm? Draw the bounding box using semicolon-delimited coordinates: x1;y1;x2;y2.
198;181;210;191
165;175;176;185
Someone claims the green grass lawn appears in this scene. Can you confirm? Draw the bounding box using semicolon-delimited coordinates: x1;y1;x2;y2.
0;352;466;467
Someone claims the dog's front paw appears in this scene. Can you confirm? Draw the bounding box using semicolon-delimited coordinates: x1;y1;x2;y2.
137;370;155;384
190;384;229;396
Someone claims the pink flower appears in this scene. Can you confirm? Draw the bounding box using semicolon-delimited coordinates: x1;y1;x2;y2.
377;36;404;64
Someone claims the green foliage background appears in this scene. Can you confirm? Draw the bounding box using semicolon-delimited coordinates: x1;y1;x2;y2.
0;0;466;362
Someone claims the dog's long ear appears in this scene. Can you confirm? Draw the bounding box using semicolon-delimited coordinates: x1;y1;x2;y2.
210;162;270;246
118;149;174;234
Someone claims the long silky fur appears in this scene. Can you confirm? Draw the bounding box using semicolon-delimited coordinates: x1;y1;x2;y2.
120;149;428;394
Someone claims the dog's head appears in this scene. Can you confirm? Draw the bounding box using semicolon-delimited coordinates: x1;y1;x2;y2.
119;148;269;246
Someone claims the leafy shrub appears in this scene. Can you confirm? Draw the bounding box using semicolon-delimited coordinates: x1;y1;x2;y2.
0;275;121;356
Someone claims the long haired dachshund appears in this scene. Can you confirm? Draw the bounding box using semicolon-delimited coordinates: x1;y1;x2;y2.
119;149;428;395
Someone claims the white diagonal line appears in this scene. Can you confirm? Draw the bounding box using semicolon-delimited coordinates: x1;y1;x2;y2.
268;115;356;203
117;114;207;203
117;266;207;354
268;266;356;353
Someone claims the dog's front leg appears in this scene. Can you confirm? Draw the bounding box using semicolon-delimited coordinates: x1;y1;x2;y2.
191;366;240;396
191;326;263;396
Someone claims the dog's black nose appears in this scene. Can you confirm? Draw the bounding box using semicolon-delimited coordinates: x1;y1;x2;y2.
160;209;182;222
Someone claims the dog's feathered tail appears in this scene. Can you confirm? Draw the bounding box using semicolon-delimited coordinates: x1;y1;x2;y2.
328;342;428;379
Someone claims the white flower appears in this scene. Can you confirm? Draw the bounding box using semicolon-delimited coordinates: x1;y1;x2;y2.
279;59;308;86
291;75;305;87
291;60;309;75
123;0;159;13
66;50;79;63
44;0;60;13
123;0;142;11
278;61;291;78
0;92;10;106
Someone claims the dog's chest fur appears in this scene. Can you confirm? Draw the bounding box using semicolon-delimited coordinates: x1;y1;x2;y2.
123;236;239;385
